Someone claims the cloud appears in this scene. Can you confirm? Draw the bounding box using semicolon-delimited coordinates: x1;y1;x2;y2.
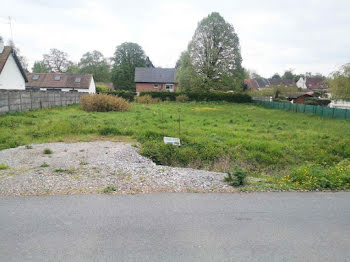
1;0;349;76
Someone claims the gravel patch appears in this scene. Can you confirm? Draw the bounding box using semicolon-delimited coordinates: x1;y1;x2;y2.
0;141;234;196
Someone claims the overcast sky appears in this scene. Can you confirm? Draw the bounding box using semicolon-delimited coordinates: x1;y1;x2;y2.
1;0;349;77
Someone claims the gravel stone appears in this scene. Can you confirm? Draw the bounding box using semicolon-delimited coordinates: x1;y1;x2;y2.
0;141;234;196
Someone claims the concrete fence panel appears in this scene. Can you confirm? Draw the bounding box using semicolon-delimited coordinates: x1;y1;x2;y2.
0;90;86;114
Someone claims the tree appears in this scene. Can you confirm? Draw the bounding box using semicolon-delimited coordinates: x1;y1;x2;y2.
183;12;243;91
32;61;49;73
78;50;111;82
7;40;28;71
42;48;72;73
282;70;295;80
111;42;147;90
175;51;201;92
329;63;350;101
271;73;281;79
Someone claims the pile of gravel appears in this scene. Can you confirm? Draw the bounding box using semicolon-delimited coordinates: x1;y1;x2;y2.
0;141;234;196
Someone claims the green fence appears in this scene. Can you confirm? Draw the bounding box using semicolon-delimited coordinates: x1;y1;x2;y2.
253;100;350;120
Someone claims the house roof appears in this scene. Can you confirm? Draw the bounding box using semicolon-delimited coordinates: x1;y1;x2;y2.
134;67;176;83
26;73;93;89
255;78;270;88
0;46;28;82
306;77;326;89
244;79;259;90
288;93;313;99
268;78;295;86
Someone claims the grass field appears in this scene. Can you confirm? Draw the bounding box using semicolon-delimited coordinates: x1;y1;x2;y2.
1;102;349;191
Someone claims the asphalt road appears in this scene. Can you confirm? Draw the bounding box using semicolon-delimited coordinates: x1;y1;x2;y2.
1;193;349;262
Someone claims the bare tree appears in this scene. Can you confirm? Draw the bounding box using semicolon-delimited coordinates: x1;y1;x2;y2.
43;48;72;73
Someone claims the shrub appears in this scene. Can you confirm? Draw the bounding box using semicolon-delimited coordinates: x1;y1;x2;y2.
106;91;136;101
139;91;252;103
305;97;331;106
224;166;248;187
135;95;160;104
176;94;189;103
43;148;52;154
0;163;9;170
80;94;131;112
96;84;110;93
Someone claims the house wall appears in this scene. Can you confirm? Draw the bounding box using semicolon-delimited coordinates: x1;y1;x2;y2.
293;96;306;104
136;83;178;93
0;54;26;90
88;77;96;94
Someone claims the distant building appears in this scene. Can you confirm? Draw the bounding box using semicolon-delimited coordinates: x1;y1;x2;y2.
26;73;96;93
288;93;313;104
0;38;28;90
306;77;327;90
134;67;177;94
244;79;259;90
296;77;307;89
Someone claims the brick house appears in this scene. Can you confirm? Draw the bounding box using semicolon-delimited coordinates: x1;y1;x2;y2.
134;67;178;94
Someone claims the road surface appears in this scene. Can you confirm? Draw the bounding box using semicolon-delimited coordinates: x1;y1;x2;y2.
1;193;349;261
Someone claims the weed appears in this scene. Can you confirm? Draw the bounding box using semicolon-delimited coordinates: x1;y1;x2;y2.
79;161;89;166
102;185;116;193
224;166;248;187
53;168;65;173
25;145;33;149
40;162;49;167
0;163;9;170
43;148;52;154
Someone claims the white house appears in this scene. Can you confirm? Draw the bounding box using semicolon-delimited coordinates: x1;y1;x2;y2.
296;77;307;90
26;73;96;93
0;38;28;90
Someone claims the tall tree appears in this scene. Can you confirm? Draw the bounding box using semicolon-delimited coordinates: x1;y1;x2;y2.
271;73;281;79
175;51;201;92
42;48;72;73
183;12;243;91
111;42;147;90
78;50;111;81
282;70;295;80
32;61;49;73
329;63;350;101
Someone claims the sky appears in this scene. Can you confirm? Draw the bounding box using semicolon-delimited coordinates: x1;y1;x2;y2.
1;0;350;78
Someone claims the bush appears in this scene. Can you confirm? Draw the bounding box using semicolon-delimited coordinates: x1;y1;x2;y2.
305;97;331;106
176;94;189;103
96;85;110;93
224;166;248;187
135;95;160;104
139;91;252;103
80;94;131;112
106;91;136;101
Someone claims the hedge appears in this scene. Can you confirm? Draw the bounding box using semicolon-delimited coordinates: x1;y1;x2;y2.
106;91;136;101
139;91;252;103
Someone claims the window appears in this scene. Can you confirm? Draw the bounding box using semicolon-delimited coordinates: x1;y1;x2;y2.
75;77;81;83
32;75;39;80
154;84;158;89
54;75;61;81
166;84;174;90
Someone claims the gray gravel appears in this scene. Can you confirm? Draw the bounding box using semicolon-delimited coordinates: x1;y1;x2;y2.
0;141;233;196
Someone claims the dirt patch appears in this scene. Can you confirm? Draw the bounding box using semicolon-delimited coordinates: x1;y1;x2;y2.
0;141;234;196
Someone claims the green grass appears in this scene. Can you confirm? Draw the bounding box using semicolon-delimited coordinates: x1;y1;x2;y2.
43;148;52;154
0;103;349;190
40;162;49;167
101;185;117;193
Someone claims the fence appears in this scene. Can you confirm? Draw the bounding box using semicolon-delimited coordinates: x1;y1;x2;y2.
253;100;350;120
0;90;86;114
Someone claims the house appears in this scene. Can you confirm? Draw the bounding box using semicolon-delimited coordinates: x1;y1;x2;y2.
269;78;295;87
244;79;259;90
134;67;177;94
0;38;28;90
296;77;307;89
288;93;313;104
305;77;327;90
26;73;96;93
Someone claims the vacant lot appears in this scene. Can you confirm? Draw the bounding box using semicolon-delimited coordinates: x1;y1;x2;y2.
1;102;349;191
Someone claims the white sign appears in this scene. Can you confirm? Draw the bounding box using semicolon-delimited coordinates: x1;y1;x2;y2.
163;137;181;146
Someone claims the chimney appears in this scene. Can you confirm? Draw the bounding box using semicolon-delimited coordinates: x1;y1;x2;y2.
0;37;4;53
